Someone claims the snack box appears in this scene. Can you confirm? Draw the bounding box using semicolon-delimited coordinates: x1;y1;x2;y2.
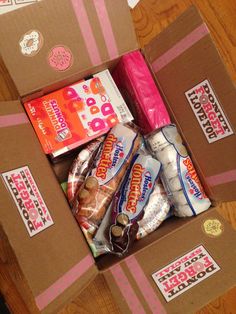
24;69;133;158
0;1;236;314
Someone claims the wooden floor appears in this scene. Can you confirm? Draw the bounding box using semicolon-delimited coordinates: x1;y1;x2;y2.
1;0;236;313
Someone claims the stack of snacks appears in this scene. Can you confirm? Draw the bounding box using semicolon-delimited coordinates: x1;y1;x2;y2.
72;123;142;239
148;125;211;217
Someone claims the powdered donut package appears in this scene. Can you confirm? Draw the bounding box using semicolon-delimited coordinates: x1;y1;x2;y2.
148;124;211;217
112;51;171;134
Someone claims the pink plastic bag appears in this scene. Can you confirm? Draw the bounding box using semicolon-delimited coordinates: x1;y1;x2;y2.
112;50;171;134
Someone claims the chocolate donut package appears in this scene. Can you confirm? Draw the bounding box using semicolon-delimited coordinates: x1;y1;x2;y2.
94;152;166;256
72;123;142;240
67;136;105;206
148;124;211;217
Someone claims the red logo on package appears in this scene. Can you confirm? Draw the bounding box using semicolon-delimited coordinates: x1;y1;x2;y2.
2;166;54;237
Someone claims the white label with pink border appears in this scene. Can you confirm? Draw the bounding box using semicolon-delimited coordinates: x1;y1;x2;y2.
185;79;233;143
152;245;220;302
2;166;54;236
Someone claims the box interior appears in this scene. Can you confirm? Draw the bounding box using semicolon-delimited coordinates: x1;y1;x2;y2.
30;54;217;272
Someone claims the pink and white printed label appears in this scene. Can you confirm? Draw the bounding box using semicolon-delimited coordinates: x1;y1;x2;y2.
185;79;233;143
2;166;54;237
0;0;39;15
152;245;220;302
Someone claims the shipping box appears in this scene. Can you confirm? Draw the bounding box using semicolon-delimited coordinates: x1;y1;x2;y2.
0;1;236;314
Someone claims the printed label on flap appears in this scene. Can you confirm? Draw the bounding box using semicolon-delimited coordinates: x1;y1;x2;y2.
185;79;234;143
2;166;54;236
152;245;220;302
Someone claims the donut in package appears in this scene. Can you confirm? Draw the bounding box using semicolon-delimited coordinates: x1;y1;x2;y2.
148;125;211;217
67;136;104;206
73;123;142;238
98;152;171;256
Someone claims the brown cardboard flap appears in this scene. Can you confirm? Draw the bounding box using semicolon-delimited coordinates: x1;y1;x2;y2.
104;208;236;314
0;101;98;313
0;0;138;97
143;6;236;202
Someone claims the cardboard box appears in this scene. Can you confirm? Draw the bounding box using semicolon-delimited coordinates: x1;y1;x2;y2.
0;1;236;314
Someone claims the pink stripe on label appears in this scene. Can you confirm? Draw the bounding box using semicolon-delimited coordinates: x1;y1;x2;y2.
35;254;94;310
125;256;166;314
0;113;29;128
206;169;236;186
70;0;102;65
93;0;119;59
110;264;146;314
152;23;209;72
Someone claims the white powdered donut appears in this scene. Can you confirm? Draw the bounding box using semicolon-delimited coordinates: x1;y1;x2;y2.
173;190;187;206
156;145;177;165
169;176;182;192
163;163;178;180
174;204;194;217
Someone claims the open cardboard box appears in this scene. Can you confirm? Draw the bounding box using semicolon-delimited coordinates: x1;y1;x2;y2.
0;1;236;313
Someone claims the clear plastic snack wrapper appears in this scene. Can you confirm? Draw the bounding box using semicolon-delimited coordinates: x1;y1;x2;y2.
148;124;211;217
136;181;170;239
67;136;105;206
72;123;142;240
95;152;163;256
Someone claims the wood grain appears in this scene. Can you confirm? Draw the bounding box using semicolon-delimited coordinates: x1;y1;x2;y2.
0;1;236;313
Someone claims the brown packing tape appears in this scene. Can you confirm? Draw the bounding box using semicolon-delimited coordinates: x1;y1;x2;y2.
0;101;98;313
104;208;236;314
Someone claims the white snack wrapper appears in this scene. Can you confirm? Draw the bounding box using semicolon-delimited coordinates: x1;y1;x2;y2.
148;125;211;217
156;145;177;165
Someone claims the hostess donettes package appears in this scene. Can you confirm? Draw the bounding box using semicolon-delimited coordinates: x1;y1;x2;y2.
72;124;142;241
93;150;171;256
148;124;211;217
66;123;171;257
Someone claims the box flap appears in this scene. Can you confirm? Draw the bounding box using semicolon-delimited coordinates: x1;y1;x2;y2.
143;6;236;202
0;100;98;313
0;0;138;98
104;208;236;313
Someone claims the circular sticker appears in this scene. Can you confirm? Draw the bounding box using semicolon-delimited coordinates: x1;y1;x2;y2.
48;45;73;71
202;218;224;237
19;30;44;57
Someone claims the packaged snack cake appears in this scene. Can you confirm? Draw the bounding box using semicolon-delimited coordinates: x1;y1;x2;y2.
148;124;211;217
72;123;142;240
93;150;172;257
112;50;171;134
24;70;133;158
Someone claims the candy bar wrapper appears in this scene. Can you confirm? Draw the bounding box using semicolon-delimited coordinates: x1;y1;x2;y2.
148;124;211;217
67;136;104;206
112;51;171;134
103;153;162;256
73;123;142;238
